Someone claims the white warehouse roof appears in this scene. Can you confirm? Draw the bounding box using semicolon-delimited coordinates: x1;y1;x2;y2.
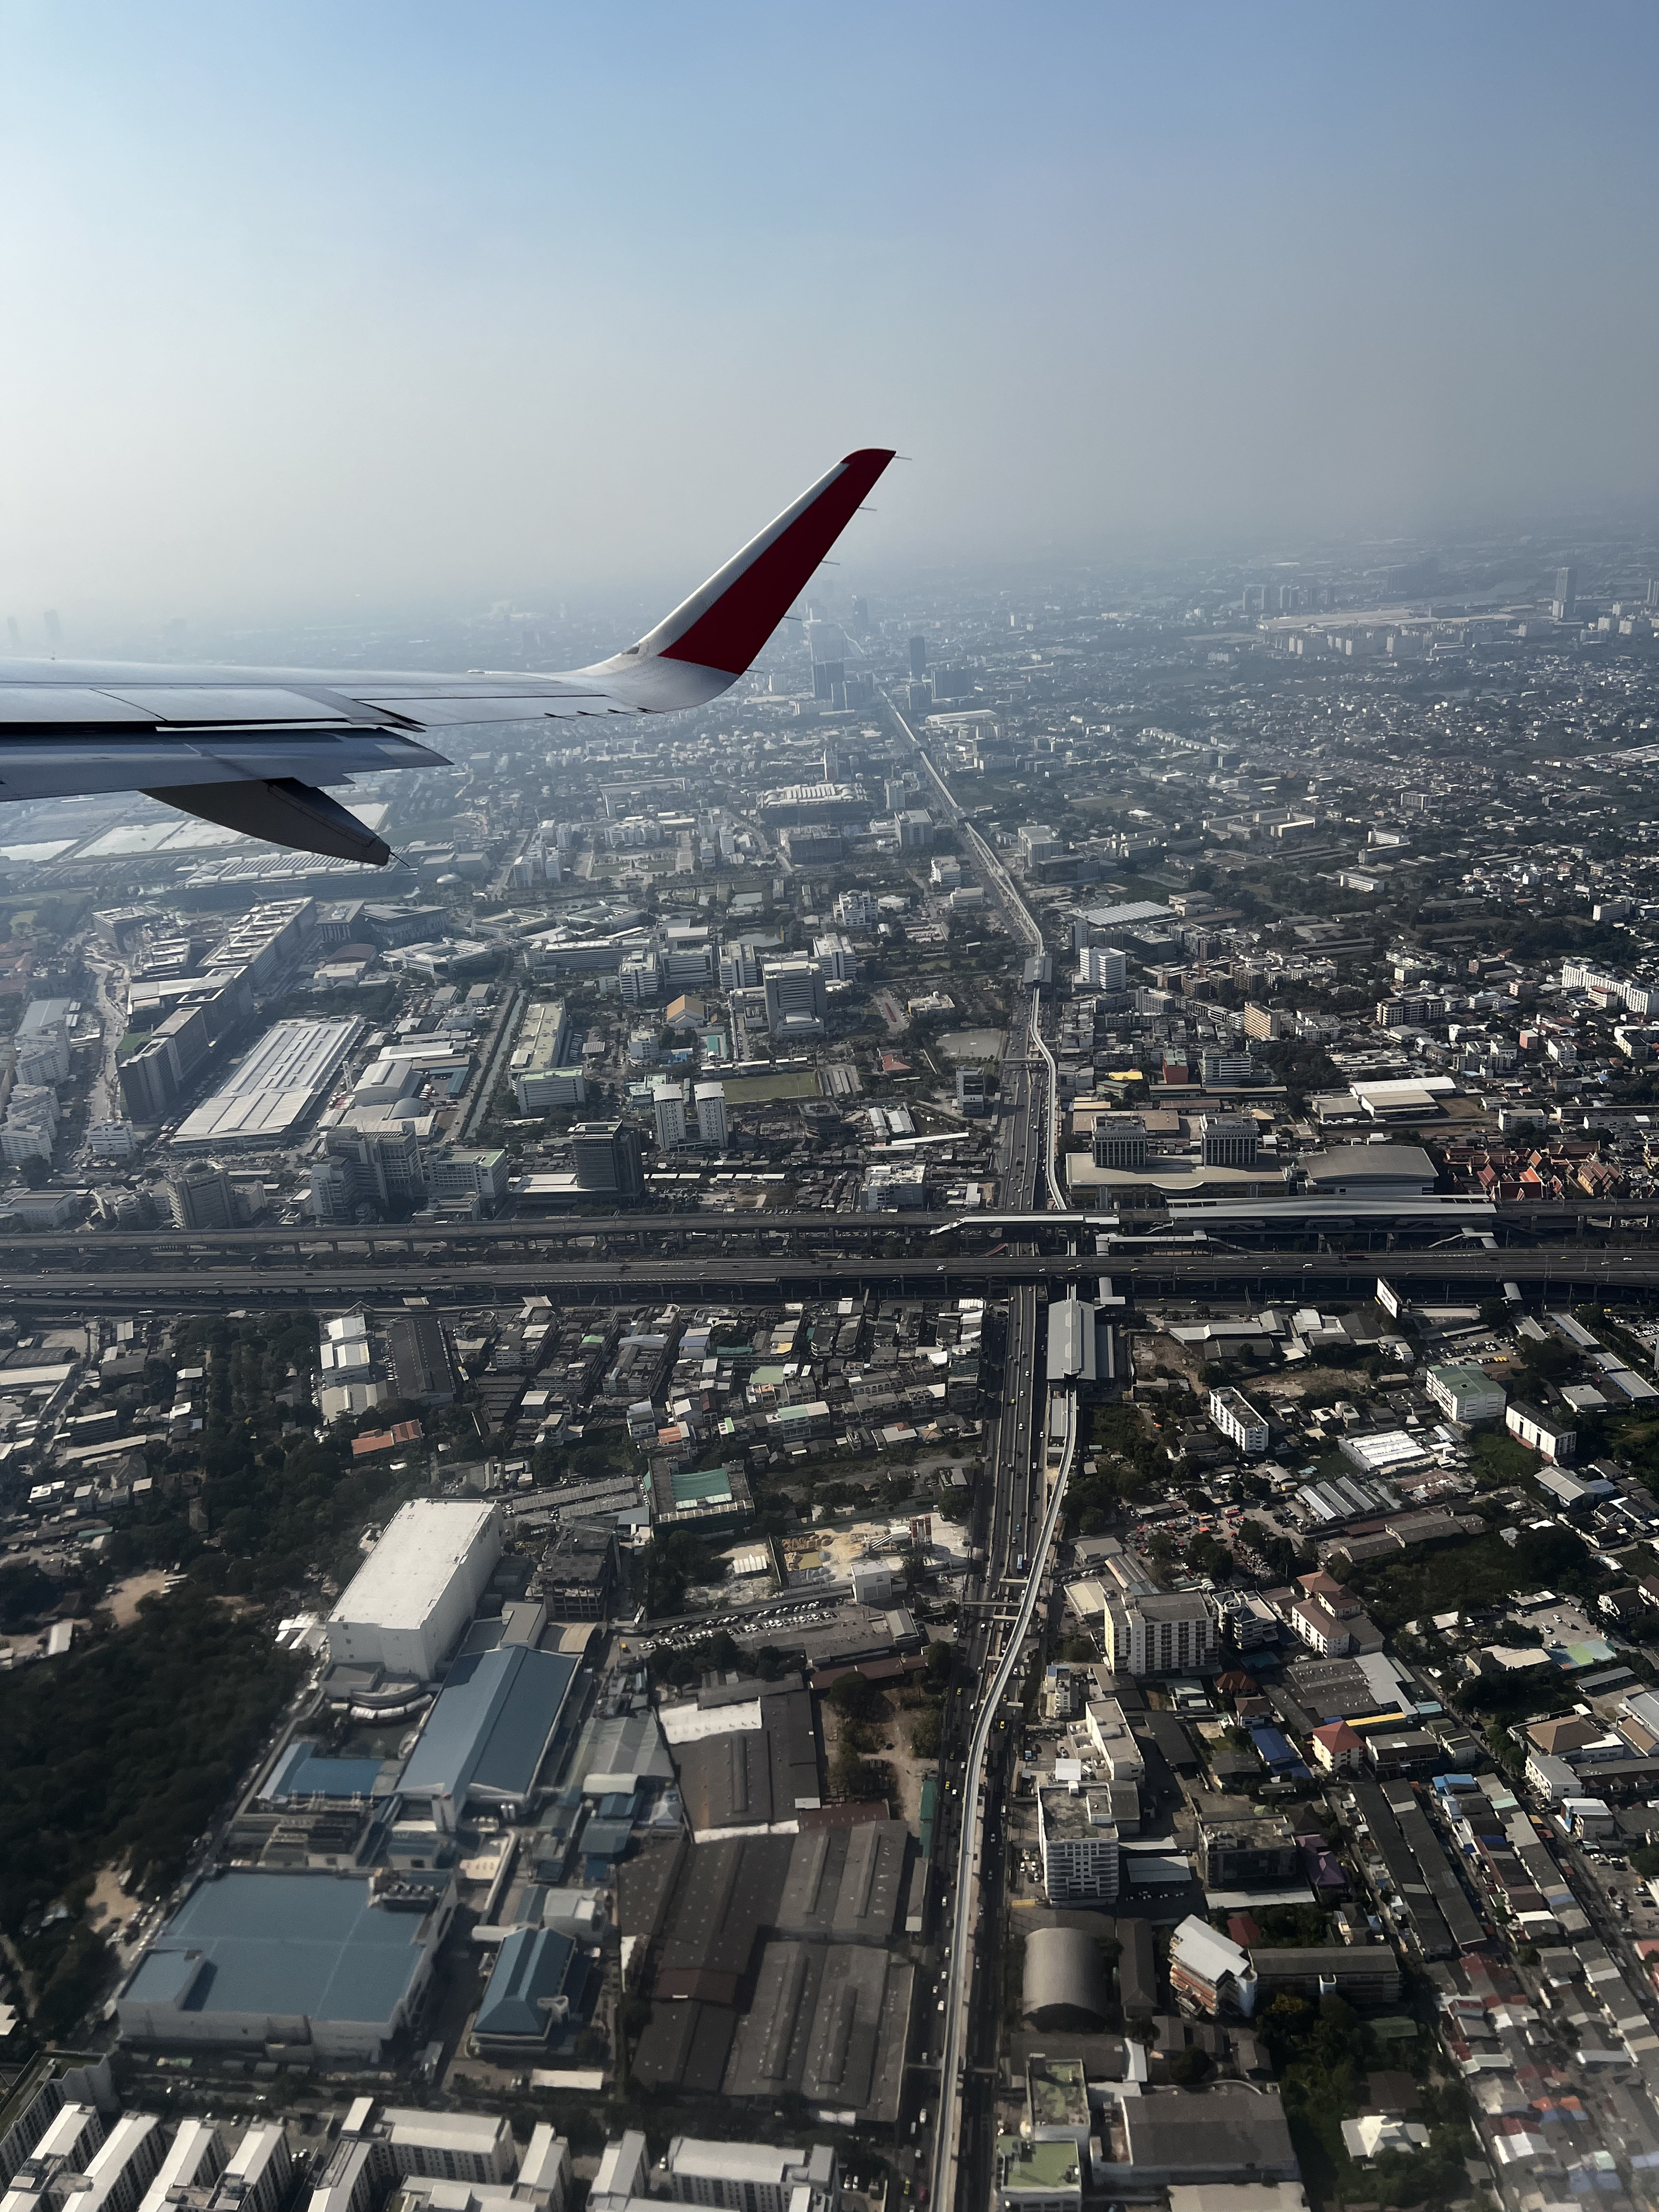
173;1015;359;1148
329;1500;499;1639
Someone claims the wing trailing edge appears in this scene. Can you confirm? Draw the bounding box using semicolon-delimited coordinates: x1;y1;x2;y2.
143;778;392;864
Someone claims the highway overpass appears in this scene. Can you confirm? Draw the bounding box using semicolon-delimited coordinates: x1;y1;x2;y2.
7;1244;1659;1309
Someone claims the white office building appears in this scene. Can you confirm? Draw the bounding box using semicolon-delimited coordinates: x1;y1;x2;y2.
763;959;827;1037
1425;1364;1505;1425
1037;1786;1120;1903
1083;1695;1144;1782
718;942;761;992
834;890;878;929
510;1001;572;1113
1208;1386;1270;1455
694;1083;728;1146
652;1081;688;1149
811;933;858;983
86;1120;137;1162
662;2142;838;2212
619;953;661;1005
1507;1401;1577;1464
326;1500;502;1679
1104;1592;1218;1676
1076;945;1126;992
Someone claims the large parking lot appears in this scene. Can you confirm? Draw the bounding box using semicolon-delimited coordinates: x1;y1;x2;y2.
640;1595;844;1653
1569;1837;1659;1943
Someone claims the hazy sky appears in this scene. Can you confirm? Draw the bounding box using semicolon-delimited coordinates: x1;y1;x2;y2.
2;1;1657;635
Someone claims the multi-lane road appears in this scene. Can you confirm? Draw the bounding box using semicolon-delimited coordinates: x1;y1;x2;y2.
888;696;1089;2212
15;1244;1659;1311
924;992;1051;2212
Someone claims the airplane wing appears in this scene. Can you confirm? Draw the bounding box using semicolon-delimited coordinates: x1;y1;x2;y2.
0;446;894;865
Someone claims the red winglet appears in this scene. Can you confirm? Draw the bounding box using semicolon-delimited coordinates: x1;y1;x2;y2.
655;448;895;676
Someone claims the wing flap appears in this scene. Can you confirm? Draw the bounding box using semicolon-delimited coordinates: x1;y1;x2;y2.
0;686;160;725
97;685;362;723
143;778;393;865
353;688;635;725
0;728;447;802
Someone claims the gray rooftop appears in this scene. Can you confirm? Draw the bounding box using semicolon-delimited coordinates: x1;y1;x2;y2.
773;1819;909;1943
722;1938;913;2120
123;1870;432;2029
398;1645;578;1806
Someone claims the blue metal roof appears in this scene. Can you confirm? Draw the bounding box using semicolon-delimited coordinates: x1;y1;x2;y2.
398;1646;578;1807
266;1741;384;1802
125;1871;431;2029
474;1926;577;2040
1247;1724;1298;1768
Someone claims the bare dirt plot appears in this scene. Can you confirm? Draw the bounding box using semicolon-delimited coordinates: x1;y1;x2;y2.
84;1863;129;1928
104;1569;169;1626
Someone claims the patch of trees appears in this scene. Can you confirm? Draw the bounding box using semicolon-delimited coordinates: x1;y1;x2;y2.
0;1559;55;1632
102;1311;431;1606
1239;1517;1311;1585
641;1527;724;1619
646;1629;797;1691
0;1585;299;2036
1346;1522;1604;1634
1262;1991;1468;2211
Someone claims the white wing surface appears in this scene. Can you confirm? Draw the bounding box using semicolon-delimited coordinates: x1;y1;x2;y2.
0;447;894;863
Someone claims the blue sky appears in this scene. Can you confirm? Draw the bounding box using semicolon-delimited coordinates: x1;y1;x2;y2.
1;2;1656;627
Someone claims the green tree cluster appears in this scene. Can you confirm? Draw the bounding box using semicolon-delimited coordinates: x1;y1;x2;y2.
1261;1993;1467;2209
0;1585;299;2036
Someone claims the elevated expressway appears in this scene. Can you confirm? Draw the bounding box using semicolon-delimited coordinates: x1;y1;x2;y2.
890;688;1088;2212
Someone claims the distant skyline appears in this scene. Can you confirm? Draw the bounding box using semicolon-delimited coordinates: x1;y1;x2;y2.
2;1;1657;632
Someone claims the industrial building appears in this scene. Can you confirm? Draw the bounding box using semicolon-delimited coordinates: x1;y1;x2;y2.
395;1646;580;1830
1020;1927;1112;2029
1045;1295;1115;1387
116;1870;452;2060
471;1928;597;2058
1104;2089;1299;2190
665;1684;822;1838
384;1312;456;1405
622;1799;915;2121
172;1016;360;1149
721;1940;914;2118
326;1500;501;1681
509;1000;572;1113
